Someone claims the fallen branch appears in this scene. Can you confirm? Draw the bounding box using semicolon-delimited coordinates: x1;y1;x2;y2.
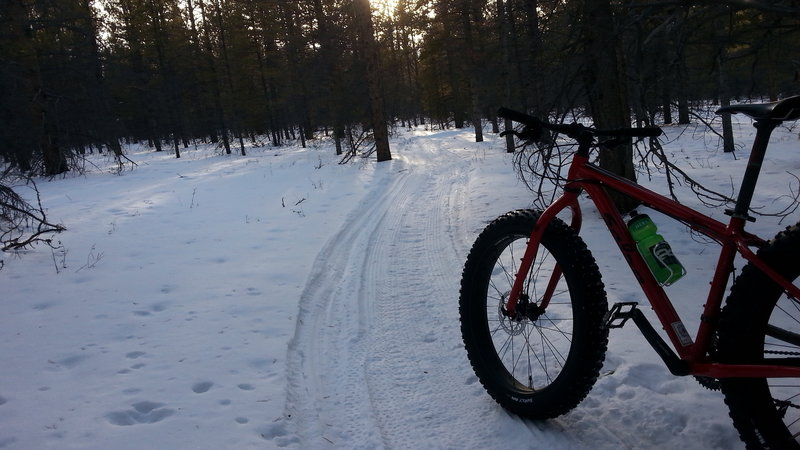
1;180;66;253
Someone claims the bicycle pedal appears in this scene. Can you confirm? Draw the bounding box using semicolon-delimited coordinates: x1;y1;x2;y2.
604;302;639;329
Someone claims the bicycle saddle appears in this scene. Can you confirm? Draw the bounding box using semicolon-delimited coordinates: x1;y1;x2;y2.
716;95;800;121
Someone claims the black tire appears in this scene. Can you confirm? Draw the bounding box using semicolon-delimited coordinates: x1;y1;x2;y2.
459;209;609;419
718;223;800;450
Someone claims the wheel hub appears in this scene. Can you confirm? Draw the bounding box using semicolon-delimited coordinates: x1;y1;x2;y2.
498;292;543;335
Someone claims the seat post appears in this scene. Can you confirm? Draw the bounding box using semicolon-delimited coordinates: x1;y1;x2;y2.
730;119;779;221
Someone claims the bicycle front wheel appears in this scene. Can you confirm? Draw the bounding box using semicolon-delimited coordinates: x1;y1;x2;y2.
459;209;608;419
719;224;800;450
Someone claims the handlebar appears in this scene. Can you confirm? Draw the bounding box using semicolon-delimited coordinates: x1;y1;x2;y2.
497;107;663;143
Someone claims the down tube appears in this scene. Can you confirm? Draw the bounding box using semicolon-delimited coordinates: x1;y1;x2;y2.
583;183;698;358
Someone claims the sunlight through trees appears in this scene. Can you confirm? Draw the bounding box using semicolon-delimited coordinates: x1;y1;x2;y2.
1;0;798;176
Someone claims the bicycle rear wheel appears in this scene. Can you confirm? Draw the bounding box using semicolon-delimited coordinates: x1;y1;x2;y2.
459;209;608;419
719;224;800;449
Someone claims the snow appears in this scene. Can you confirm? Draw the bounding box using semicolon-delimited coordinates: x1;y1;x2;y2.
2;116;799;449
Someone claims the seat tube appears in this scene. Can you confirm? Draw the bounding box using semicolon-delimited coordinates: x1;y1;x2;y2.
691;236;739;360
731;120;778;219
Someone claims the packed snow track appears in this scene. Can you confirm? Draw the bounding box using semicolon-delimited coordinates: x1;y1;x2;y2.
278;132;593;449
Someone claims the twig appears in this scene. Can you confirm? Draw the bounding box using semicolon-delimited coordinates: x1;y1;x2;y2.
1;179;66;251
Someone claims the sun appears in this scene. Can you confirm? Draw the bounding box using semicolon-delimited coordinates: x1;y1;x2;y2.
371;0;400;17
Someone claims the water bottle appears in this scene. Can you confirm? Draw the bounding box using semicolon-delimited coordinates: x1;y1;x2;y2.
627;212;686;286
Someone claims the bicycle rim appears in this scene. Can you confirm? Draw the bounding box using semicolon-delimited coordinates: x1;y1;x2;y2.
486;235;574;391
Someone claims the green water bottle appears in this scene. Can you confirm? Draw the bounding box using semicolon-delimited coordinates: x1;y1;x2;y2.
627;212;686;286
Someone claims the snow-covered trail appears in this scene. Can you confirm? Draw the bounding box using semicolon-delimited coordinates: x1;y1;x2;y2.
279;132;593;449
273;127;749;450
1;124;755;449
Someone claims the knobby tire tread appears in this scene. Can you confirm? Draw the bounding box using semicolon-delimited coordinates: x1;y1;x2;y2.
719;223;800;450
459;209;609;419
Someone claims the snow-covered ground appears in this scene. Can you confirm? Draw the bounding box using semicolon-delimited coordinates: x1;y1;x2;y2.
2;115;799;449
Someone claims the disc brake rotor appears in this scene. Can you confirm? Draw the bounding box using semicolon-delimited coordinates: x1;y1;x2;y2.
498;292;527;336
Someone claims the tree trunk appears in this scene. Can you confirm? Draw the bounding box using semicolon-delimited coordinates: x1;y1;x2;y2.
676;60;690;124
41;126;67;176
210;0;246;156
278;0;313;149
498;0;516;153
714;10;735;153
2;0;39;172
718;53;735;153
197;0;231;154
313;0;346;156
352;0;391;162
521;0;542;115
581;0;637;212
80;0;124;160
460;1;483;143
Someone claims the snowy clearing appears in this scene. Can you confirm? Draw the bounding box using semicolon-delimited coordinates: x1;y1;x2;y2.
3;117;800;449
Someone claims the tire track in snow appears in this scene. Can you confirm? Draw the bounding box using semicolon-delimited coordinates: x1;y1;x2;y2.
362;139;584;449
280;162;415;447
281;135;592;449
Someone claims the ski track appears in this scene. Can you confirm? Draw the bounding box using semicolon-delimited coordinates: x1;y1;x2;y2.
279;135;593;449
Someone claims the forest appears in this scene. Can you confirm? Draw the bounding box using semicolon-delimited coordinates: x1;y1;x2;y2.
0;0;799;176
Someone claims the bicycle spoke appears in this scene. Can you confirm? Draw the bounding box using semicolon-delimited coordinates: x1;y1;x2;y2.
541;312;573;341
535;325;574;335
784;294;800;315
495;326;517;357
528;249;554;302
486;243;574;389
534;323;569;368
495;255;514;292
773;304;800;330
520;327;551;387
534;326;551;385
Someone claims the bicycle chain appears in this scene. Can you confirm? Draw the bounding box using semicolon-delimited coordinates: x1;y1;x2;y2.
764;349;800;356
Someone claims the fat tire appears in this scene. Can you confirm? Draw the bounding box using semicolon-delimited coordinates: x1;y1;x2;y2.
459;209;609;419
718;223;800;450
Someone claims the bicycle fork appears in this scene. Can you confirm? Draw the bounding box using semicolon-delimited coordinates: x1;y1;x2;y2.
503;188;582;319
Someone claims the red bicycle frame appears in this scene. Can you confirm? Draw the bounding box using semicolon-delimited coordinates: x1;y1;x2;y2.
505;152;800;379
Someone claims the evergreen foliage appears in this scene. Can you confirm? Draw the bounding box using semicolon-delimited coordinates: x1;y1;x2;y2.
1;0;798;174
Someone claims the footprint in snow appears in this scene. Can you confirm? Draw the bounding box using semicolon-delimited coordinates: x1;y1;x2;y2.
192;381;214;393
159;285;175;294
48;354;88;370
105;401;175;426
420;332;436;343
258;421;299;447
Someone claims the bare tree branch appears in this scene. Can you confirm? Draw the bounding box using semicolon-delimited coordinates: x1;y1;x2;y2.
1;179;66;254
512;116;800;220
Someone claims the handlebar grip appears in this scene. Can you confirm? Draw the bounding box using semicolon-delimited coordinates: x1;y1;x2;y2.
639;128;663;137
597;127;663;138
497;107;538;126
